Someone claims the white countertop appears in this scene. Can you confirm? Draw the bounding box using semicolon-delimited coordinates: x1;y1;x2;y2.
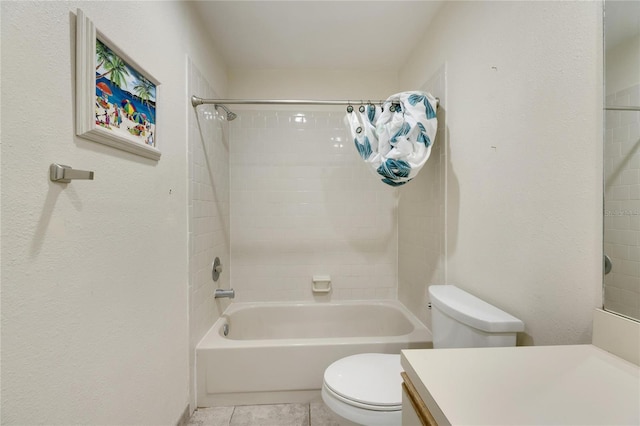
401;344;640;425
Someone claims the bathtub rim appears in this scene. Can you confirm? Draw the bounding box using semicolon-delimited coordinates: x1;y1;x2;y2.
196;299;432;349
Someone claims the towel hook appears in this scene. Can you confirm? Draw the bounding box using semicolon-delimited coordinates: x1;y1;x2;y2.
50;163;94;183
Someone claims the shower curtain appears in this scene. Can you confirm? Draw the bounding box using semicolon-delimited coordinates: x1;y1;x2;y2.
346;91;438;186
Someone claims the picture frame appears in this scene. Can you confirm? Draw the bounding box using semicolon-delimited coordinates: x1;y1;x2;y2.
76;9;161;161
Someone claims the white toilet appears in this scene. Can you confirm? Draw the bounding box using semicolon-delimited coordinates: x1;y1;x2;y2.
321;285;525;426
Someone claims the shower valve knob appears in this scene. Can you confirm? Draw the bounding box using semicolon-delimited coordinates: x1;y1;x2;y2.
212;257;223;282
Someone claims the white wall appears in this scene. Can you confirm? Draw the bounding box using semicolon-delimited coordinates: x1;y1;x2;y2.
397;67;447;329
1;2;226;423
229;69;398;103
400;1;603;345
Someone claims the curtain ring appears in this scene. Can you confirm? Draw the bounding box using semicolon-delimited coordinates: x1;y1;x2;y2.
346;101;353;114
359;101;365;113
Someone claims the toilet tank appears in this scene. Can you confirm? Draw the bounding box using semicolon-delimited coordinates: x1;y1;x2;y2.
429;285;525;349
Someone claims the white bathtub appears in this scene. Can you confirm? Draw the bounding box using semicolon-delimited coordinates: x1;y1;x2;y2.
196;300;432;407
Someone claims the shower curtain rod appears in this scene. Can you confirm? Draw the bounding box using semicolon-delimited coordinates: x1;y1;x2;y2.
604;105;640;111
191;96;640;112
191;95;439;108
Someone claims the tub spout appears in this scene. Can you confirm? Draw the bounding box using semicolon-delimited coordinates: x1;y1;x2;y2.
214;288;235;299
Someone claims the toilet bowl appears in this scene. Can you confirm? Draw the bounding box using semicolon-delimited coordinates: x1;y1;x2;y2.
321;285;525;425
321;353;402;426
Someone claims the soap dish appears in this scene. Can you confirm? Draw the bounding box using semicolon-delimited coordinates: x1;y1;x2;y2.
312;275;331;293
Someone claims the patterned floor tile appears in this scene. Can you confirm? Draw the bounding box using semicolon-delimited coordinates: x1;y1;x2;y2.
229;403;309;426
309;402;343;426
187;406;234;426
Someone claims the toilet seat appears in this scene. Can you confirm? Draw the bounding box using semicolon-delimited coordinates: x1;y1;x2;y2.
323;382;402;411
323;353;402;411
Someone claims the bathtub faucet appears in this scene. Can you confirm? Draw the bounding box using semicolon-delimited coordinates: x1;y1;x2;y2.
214;288;235;299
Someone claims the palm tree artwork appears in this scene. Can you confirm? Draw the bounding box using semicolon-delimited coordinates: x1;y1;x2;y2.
96;56;129;90
96;41;111;70
133;76;155;123
94;38;157;148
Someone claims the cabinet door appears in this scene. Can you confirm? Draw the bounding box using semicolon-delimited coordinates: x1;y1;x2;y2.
401;372;438;426
402;385;424;426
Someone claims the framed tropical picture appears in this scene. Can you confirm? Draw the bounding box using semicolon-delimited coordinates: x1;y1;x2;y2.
76;9;161;161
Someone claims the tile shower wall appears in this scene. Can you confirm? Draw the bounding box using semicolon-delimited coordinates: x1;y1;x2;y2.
188;59;230;410
398;67;447;328
604;84;640;320
230;109;398;302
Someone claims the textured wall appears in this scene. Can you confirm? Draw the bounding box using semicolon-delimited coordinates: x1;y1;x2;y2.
399;1;603;345
1;2;226;423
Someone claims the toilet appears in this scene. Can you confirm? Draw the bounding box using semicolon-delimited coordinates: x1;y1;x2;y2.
321;285;525;426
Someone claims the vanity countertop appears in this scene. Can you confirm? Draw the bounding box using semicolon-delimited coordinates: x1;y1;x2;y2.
401;344;640;425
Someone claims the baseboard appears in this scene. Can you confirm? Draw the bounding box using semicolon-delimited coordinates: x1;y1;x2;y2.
198;390;322;408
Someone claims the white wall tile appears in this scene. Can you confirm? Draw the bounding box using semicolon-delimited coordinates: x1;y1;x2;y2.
230;109;398;302
187;59;231;409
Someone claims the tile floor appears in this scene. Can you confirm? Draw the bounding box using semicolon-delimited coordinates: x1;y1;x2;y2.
187;402;343;426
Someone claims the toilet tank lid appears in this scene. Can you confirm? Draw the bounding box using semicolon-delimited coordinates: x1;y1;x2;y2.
429;285;525;333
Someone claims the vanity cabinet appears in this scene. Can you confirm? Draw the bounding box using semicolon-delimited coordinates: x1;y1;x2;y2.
400;372;436;426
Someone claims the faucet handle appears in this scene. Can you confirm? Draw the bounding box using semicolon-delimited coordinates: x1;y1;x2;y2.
212;257;222;281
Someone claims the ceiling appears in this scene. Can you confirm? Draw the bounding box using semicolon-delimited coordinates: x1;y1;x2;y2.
193;1;443;70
